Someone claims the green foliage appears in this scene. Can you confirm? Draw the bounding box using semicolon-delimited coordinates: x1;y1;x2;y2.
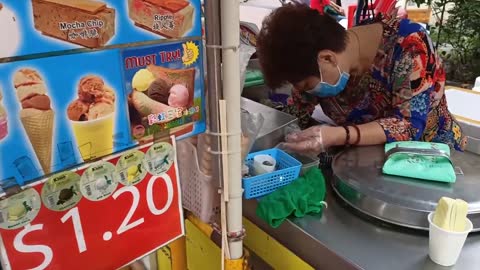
410;0;480;83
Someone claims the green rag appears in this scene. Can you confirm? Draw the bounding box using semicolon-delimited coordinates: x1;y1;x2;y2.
256;167;326;228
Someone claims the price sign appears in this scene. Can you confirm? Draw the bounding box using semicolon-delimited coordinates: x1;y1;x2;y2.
0;138;184;270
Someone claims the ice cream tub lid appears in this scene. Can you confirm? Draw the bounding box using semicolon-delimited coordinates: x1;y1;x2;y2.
0;188;42;230
116;150;147;186
144;142;175;176
80;161;118;201
41;171;82;211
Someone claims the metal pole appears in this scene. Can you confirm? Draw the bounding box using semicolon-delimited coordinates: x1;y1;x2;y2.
204;0;224;189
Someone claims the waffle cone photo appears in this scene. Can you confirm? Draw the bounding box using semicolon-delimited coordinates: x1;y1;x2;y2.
21;110;54;174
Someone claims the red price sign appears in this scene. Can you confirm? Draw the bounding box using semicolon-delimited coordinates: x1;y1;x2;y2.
0;139;184;270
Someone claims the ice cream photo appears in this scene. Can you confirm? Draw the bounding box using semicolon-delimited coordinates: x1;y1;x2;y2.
128;0;194;38
13;68;55;174
0;86;7;141
0;3;21;58
128;66;195;140
31;0;116;48
67;75;116;161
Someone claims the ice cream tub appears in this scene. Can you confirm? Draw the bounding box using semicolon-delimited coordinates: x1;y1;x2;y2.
71;113;114;161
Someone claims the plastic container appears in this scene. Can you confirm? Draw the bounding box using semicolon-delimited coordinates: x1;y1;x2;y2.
289;153;320;176
428;212;472;266
445;87;480;154
243;148;302;199
177;140;219;223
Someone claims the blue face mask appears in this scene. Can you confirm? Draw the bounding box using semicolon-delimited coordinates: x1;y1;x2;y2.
307;65;350;97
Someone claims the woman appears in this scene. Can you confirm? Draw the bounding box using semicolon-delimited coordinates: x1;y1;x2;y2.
256;3;466;155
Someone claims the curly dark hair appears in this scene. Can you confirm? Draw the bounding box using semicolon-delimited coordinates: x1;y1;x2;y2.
256;3;348;89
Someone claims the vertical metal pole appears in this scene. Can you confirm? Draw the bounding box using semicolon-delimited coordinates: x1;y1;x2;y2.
220;0;243;260
204;0;224;188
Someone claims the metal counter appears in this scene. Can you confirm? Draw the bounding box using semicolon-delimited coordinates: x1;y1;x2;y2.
243;161;480;270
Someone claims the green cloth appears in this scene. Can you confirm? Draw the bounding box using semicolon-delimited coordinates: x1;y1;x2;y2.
256;167;326;228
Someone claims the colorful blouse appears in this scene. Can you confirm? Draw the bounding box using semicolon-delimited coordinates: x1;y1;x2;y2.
284;17;467;151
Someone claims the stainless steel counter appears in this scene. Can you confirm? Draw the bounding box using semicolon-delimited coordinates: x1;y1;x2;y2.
243;164;480;270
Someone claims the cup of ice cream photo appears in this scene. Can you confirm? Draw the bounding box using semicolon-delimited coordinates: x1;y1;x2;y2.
67;75;115;161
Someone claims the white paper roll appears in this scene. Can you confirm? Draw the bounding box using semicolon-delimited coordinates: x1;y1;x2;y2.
252;154;276;175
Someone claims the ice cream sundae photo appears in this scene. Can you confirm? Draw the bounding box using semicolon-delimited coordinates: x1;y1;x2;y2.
128;65;195;140
67;75;116;161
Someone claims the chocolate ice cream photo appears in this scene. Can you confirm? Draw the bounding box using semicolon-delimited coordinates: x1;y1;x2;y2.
67;75;116;161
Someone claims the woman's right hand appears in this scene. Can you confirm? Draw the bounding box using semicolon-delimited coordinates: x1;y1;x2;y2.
281;125;328;156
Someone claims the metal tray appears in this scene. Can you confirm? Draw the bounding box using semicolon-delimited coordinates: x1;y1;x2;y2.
331;145;480;231
241;98;297;152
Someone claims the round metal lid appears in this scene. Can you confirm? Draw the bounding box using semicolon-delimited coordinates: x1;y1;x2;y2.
331;145;480;231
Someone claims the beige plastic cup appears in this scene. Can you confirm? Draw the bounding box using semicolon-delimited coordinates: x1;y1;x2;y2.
428;212;472;266
71;113;114;161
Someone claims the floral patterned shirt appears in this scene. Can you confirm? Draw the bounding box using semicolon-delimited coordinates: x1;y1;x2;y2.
284;17;467;151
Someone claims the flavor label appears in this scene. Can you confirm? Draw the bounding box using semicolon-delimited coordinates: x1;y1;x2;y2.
144;142;175;175
0;188;41;230
153;15;175;31
41;171;82;211
80;161;118;201
116;150;147;186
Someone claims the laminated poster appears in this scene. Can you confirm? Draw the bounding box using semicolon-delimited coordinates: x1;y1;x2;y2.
0;0;202;59
0;49;134;186
0;39;206;189
121;40;205;146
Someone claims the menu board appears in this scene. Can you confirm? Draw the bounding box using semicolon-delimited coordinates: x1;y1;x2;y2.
0;0;202;59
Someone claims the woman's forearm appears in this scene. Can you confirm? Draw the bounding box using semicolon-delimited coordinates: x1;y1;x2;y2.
324;122;387;146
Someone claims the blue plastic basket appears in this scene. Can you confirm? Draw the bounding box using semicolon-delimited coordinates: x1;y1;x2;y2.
243;148;302;199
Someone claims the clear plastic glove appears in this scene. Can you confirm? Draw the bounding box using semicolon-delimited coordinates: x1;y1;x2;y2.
280;125;327;156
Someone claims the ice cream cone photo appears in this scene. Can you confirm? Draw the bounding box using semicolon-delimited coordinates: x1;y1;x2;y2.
12;68;55;174
67;75;116;161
